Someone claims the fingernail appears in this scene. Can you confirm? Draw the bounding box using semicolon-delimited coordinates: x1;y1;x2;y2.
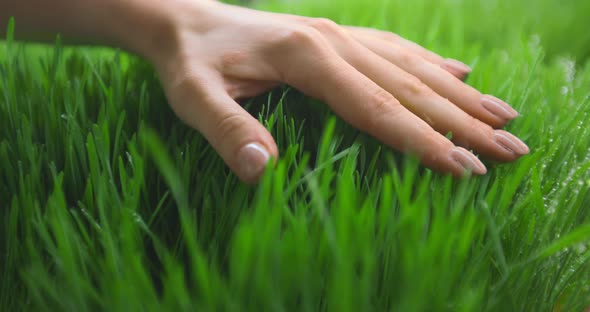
450;147;487;175
237;143;270;181
493;130;530;155
442;58;472;74
481;95;519;120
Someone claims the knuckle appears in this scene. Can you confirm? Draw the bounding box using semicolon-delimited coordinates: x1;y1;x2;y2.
381;31;402;42
397;49;420;66
458;115;491;148
214;112;275;159
268;26;332;83
215;113;251;143
470;116;494;138
364;88;403;131
276;26;323;48
402;75;430;96
370;88;398;113
307;18;341;35
467;115;481;132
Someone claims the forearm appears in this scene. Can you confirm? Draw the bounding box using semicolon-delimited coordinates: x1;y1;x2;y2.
0;0;212;59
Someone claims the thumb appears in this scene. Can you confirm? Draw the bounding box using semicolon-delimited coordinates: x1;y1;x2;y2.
165;75;278;184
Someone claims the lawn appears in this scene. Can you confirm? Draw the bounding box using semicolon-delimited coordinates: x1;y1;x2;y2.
1;0;590;311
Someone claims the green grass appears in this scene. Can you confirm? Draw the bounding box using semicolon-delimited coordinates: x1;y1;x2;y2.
1;0;590;310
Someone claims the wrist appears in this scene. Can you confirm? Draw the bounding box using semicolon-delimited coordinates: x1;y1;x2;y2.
110;0;220;61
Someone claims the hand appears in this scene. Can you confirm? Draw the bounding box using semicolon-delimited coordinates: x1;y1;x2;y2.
148;1;529;183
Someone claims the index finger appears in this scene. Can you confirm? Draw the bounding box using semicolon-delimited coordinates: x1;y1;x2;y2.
344;26;472;80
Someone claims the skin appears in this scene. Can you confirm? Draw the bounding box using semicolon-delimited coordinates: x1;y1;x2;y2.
1;0;530;184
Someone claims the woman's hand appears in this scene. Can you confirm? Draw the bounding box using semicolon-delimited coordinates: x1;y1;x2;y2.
147;1;528;183
1;0;530;184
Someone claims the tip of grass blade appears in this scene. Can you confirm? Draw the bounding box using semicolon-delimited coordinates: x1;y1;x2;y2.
5;17;15;43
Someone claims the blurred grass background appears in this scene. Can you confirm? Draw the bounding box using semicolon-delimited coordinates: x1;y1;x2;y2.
250;0;590;63
1;0;590;311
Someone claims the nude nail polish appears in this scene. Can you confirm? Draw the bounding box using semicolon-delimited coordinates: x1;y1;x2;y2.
442;58;472;74
450;147;487;175
481;95;519;120
237;143;270;181
493;130;530;155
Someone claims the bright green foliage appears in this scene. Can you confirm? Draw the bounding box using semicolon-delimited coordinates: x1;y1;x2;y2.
1;0;590;311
